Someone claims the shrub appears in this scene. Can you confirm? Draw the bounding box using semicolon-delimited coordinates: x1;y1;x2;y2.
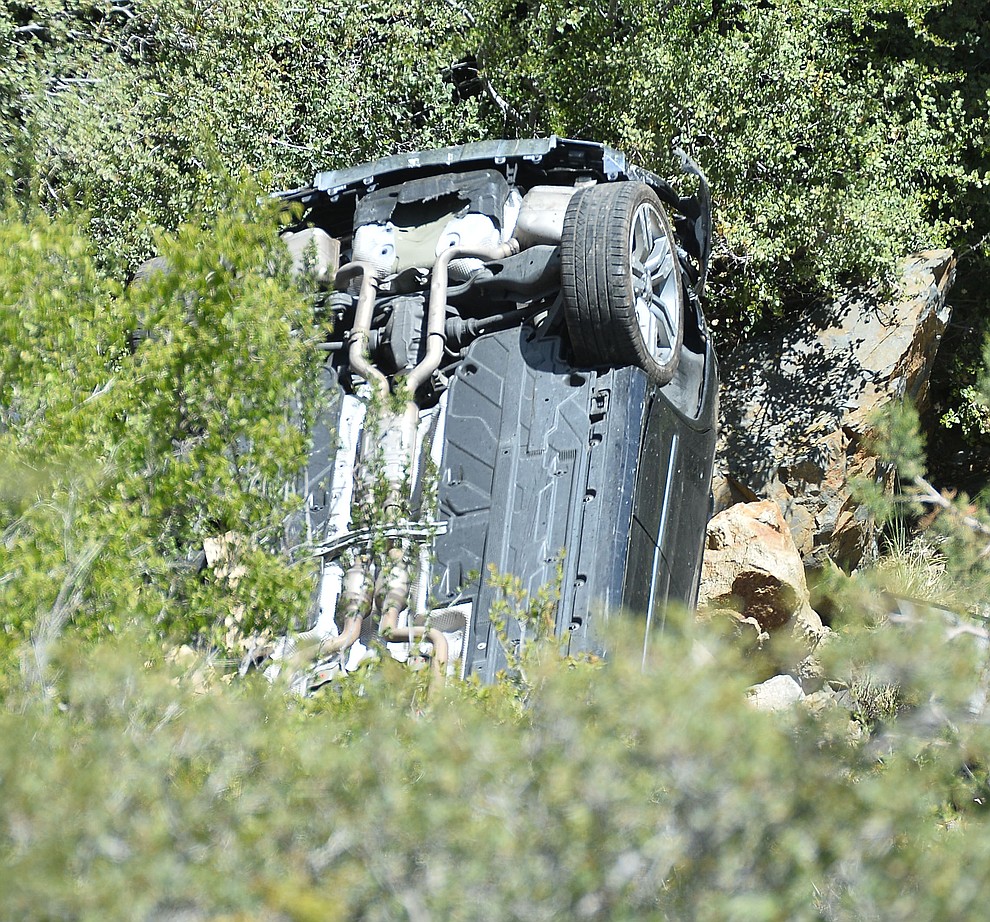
0;193;321;680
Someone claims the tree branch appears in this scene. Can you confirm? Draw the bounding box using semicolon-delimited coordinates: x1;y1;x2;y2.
911;475;990;552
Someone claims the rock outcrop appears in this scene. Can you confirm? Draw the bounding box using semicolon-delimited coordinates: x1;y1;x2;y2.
715;250;955;569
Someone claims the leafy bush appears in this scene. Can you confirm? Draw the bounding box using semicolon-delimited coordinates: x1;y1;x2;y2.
0;0;488;268
0;194;321;678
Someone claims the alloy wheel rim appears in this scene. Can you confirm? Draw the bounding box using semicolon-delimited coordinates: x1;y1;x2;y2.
629;201;680;368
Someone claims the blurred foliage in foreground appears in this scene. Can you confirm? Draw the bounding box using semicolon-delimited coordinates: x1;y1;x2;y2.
2;610;990;921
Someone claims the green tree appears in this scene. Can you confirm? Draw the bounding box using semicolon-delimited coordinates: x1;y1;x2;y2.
0;0;488;268
463;0;984;319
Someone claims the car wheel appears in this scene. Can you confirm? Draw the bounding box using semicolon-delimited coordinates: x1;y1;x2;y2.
561;182;684;385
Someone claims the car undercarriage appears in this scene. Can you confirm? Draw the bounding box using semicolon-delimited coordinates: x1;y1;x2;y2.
270;137;718;689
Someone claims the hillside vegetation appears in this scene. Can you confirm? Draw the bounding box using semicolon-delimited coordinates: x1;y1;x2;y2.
4;0;990;918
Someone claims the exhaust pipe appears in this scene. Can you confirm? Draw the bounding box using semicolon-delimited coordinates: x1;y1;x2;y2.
377;547;449;686
305;242;521;684
407;240;520;394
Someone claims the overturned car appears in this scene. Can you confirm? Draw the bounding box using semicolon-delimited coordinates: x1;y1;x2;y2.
276;137;718;687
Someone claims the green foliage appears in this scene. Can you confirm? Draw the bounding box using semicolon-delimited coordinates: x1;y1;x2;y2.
0;192;321;675
464;0;986;319
0;0;488;269
943;338;990;442
484;556;572;700
871;530;960;606
871;401;927;484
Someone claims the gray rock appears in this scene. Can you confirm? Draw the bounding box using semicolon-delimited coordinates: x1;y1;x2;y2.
715;250;955;569
749;674;805;711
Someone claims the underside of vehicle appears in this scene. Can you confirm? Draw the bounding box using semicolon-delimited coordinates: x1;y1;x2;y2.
273;137;718;690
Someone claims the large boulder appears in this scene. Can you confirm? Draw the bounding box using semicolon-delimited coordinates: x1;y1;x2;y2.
715;250;955;569
698;501;827;653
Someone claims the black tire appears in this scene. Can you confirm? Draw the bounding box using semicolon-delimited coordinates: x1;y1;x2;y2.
561;182;684;385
